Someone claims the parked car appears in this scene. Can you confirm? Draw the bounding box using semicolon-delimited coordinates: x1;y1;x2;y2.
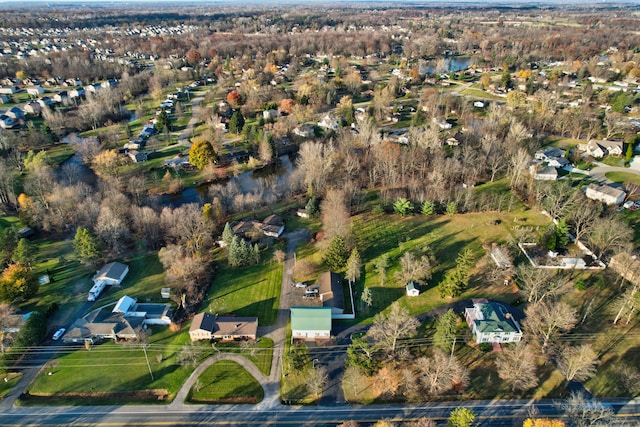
623;201;634;209
295;282;307;288
52;328;65;340
305;288;318;295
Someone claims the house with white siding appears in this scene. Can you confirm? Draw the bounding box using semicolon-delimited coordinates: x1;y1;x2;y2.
465;300;522;344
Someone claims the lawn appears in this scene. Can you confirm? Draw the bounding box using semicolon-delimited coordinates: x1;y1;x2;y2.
203;250;282;325
188;360;264;404
349;207;549;322
23;331;194;405
605;171;640;186
0;373;22;399
0;216;20;233
216;337;274;376
280;328;317;404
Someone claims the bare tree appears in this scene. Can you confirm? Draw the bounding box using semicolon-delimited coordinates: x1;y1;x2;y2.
417;350;467;395
321;188;351;242
296;141;336;195
515;266;567;304
557;344;598;383
367;301;419;355
589;216;633;260
307;365;329;397
524;300;577;353
613;284;639;325
0;303;17;353
559;392;613;427
394;251;432;285
495;342;539;391
568;201;602;243
374;365;401;398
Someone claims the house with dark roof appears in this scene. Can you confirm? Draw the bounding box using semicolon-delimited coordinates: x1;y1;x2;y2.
465;300;522;344
318;271;344;316
290;306;332;342
189;313;258;341
231;214;285;241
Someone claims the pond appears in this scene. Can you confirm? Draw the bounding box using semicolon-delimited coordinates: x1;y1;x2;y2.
420;56;474;75
58;134;297;208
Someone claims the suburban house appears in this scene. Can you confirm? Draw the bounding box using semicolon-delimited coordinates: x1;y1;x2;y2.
529;164;558;181
318;271;345;316
406;281;420;297
63;295;171;343
6;106;24;121
465;300;523;344
128;150;149;163
232;214;285;240
23;101;42;115
585;183;626;205
317;114;339;131
189;312;258;341
293;124;315;138
579;139;623;158
26;86;44;97
290;306;332;342
533;147;569;168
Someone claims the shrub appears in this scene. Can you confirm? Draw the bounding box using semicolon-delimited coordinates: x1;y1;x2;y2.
478;342;493;352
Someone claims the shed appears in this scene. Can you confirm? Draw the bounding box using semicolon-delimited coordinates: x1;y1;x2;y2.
290;307;331;341
406;281;420;297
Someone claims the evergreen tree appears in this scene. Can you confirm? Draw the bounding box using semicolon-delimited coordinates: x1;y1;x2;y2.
626;142;634;162
229;111;245;134
434;309;458;353
222;222;234;246
0;228;18;267
438;249;473;298
73;227;100;266
323;235;349;271
11;238;36;267
228;235;241;267
155;109;169;132
393;198;414;216
305;196;318;217
361;287;373;311
555;218;570;249
253;244;260;265
421;200;435;216
446;201;458;216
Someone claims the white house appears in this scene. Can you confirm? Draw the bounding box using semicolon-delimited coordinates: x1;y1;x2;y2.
26;86;44;97
585;183;626;205
465;300;523;344
579;139;623;158
318;114;339;131
293;124;315;138
290;307;332;342
93;262;129;286
406;281;420;297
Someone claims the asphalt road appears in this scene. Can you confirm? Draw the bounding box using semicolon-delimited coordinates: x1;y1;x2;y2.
0;399;639;426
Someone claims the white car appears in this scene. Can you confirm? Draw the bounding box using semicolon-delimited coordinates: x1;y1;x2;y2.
295;282;307;288
623;201;634;209
52;328;65;341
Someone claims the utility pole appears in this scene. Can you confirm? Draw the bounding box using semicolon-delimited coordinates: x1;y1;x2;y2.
143;345;154;381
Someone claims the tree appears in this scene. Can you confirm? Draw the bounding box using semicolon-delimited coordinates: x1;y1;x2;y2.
346;334;380;375
11;238;36;267
367;301;419;355
73;227;100;266
495;342;539;392
559;392;613;427
417;350;468;395
523;420;566;427
0;228;18;268
346;249;362;285
307;365;329;396
515;265;564;304
555;218;570;249
396;251;432;285
0;303;17;353
421;200;435;216
448;407;475;427
557;344;598;383
222;222;235;246
540;181;577;221
446;202;458;216
589;216;633;260
524;300;577;352
0;264;38;302
434;309;458;353
321;189;351;242
155;109;169;132
228;111;245;134
438;249;474;298
374;255;389;286
186;49;202;66
568;202;602;243
324;235;349;271
625;142;634;162
226;90;241;108
393;198;413;216
305;196;318;217
189;139;217;170
361;287;373;311
374;365;401;398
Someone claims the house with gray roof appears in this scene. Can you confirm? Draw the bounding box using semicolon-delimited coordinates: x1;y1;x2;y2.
465;300;522;344
585;183;626;205
318;271;345;316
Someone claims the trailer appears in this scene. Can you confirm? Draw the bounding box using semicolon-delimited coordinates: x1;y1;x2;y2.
88;281;107;302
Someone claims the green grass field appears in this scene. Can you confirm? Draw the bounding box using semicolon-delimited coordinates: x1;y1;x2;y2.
188;360;264;404
203;250;282;325
605;171;640;186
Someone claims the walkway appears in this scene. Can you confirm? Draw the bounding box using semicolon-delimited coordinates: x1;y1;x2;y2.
169;228;309;410
176;95;204;148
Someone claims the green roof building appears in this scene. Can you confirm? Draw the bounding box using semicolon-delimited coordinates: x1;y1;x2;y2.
291;306;332;342
464;300;523;344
